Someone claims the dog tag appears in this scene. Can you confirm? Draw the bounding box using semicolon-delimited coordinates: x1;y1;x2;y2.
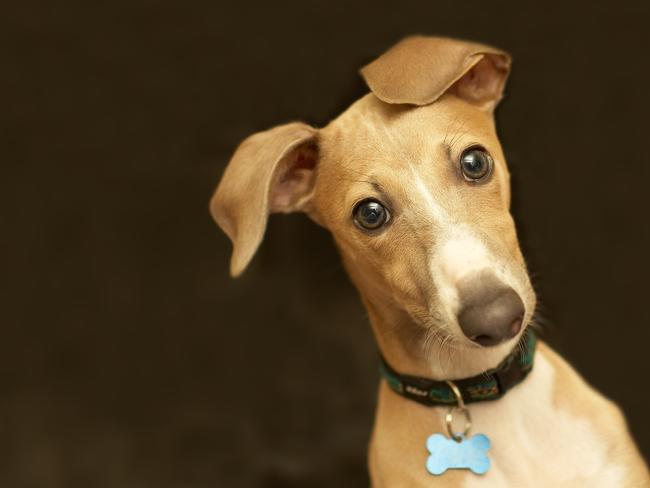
426;433;491;475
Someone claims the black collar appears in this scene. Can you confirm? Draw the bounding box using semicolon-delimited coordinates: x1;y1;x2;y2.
379;329;536;407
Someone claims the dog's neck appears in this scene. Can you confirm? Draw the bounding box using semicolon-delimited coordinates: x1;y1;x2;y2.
359;289;516;382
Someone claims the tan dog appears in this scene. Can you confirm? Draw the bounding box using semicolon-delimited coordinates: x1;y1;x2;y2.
210;36;649;486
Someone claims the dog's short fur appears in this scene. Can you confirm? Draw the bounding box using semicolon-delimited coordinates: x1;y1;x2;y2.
211;36;649;486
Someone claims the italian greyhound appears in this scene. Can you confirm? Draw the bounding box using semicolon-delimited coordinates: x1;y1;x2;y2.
210;36;649;486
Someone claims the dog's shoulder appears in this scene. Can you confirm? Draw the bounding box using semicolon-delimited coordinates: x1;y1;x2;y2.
537;342;649;486
538;342;625;428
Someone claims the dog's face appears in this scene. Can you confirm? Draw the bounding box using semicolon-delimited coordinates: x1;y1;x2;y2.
211;36;536;366
314;94;535;350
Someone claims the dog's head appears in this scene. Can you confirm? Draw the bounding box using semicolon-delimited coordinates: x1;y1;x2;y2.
211;36;536;371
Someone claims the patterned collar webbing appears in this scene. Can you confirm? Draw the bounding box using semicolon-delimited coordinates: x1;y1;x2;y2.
379;329;537;407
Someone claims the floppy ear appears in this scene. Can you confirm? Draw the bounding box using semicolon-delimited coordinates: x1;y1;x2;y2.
210;122;318;277
360;36;511;111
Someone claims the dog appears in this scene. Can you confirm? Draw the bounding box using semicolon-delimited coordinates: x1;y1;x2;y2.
210;36;649;486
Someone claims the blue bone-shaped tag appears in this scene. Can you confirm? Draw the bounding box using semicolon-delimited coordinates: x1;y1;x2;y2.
426;433;491;475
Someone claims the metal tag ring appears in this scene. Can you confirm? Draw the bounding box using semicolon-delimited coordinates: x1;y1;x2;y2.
445;406;472;442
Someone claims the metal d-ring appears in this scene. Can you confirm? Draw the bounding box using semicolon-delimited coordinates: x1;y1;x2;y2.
445;380;471;442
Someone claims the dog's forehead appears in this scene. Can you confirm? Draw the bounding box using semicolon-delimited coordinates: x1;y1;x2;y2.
319;94;498;182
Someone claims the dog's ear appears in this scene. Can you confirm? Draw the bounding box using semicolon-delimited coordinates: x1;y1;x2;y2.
360;36;511;111
210;122;318;277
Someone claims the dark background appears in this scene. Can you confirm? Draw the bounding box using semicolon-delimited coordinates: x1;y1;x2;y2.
3;1;649;486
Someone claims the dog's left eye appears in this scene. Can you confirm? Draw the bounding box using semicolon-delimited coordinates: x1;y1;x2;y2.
353;199;390;230
460;146;493;182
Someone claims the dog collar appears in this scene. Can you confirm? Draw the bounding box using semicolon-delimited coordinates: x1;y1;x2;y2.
379;329;536;407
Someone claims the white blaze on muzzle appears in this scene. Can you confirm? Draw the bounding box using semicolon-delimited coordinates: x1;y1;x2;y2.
440;235;492;285
411;169;505;318
433;233;494;315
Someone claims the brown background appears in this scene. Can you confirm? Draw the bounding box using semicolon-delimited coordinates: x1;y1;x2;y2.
3;1;649;486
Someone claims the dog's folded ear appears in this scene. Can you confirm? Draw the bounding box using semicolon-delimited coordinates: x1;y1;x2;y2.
210;122;318;277
360;36;511;111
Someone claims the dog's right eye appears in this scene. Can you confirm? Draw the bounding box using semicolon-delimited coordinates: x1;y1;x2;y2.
353;199;390;230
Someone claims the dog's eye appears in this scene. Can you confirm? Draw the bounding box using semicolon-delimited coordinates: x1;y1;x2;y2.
353;199;390;230
460;147;493;182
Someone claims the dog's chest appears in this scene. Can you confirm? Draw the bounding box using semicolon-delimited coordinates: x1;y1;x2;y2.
461;353;624;487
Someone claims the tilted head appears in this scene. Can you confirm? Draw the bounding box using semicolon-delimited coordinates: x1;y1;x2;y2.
211;36;536;377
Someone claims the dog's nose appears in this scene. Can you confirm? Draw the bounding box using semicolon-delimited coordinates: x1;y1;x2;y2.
456;271;525;347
